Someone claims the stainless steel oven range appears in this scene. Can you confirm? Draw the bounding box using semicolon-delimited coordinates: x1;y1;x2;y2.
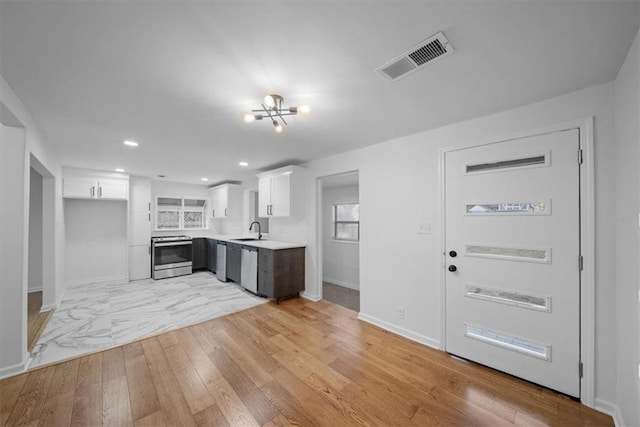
151;235;193;279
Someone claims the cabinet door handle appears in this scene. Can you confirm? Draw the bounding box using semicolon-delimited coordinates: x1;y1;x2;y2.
148;213;151;222
90;186;94;197
148;246;151;255
98;187;102;198
225;208;228;216
148;202;151;211
212;209;215;217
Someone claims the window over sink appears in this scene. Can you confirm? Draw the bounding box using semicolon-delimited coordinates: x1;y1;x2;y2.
156;196;207;230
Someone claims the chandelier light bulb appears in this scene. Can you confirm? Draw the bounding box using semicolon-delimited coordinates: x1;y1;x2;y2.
243;113;256;123
264;95;276;108
273;121;283;133
299;105;311;114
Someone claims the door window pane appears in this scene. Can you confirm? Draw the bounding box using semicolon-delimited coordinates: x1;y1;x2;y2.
466;202;548;215
465;284;550;312
466;155;546;173
465;324;550;361
466;244;550;263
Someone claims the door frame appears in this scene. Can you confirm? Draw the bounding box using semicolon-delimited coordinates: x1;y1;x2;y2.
438;117;595;406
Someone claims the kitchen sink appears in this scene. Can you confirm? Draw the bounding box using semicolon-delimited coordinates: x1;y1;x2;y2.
231;238;264;242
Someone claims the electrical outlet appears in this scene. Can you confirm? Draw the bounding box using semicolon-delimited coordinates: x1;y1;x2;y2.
418;222;431;234
397;307;405;319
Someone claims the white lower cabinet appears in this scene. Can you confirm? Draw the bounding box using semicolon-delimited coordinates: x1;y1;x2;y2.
129;245;151;281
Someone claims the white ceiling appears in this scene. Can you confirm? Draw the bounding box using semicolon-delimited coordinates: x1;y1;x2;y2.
1;1;638;185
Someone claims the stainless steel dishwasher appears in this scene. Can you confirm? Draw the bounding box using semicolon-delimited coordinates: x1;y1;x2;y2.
216;241;227;282
240;246;258;294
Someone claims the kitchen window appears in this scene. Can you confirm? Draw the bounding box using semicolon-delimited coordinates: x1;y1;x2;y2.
333;202;359;242
156;196;207;230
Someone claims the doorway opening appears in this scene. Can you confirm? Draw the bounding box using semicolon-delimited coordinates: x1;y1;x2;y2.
28;155;55;352
319;172;360;312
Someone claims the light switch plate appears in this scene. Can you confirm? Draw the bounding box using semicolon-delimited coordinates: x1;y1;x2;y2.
418;222;431;234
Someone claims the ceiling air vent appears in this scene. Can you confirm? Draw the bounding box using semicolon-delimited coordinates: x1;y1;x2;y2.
376;31;454;81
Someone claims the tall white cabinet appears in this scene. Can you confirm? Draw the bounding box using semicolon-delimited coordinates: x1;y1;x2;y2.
129;177;152;280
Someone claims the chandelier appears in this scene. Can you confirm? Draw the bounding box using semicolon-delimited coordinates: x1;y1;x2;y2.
243;94;310;133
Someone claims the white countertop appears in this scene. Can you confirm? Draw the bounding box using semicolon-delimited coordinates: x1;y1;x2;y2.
192;234;306;250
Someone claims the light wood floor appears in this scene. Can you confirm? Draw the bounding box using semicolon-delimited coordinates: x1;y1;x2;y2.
2;298;611;426
27;291;52;352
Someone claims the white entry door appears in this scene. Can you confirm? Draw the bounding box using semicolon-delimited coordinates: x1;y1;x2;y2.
444;129;581;397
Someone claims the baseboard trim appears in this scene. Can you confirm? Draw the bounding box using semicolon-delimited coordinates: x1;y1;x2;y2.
301;292;321;302
323;278;359;291
357;312;440;350
0;355;28;379
66;274;127;287
39;303;57;312
595;398;624;427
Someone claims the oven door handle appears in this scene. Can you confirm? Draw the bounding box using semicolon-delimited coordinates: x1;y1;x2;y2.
154;241;193;247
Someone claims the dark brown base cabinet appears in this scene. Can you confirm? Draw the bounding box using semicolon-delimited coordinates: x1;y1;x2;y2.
258;247;305;303
191;239;305;302
206;239;217;272
226;243;242;283
192;238;208;270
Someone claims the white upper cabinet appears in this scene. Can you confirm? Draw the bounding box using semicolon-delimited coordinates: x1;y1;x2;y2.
209;184;242;219
63;169;128;201
257;165;305;218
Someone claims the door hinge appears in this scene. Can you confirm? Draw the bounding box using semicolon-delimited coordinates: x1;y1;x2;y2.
578;149;583;165
579;362;584;378
579;255;584;271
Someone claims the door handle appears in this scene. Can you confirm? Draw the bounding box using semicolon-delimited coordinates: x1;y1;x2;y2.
449;250;457;258
448;265;457;272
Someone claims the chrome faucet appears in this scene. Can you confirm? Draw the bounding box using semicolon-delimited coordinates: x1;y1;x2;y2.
249;221;262;240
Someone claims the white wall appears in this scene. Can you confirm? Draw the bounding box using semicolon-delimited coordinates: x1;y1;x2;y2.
0;74;63;378
294;82;616;406
0;125;28;376
322;185;360;290
64;199;128;285
28;167;43;292
614;27;640;427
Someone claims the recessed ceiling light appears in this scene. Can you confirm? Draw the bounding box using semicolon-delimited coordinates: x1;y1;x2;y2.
115;168;125;172
239;162;248;167
201;177;209;182
157;174;166;178
123;140;138;147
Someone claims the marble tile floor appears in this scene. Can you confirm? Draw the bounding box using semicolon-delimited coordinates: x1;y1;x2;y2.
29;272;267;368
